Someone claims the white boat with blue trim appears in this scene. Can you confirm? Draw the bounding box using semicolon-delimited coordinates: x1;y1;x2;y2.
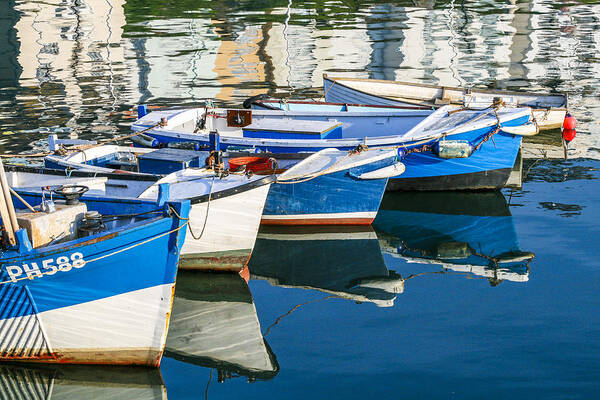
322;74;568;131
130;102;534;190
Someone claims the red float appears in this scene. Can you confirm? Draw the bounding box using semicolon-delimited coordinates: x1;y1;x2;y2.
563;128;576;142
563;113;577;130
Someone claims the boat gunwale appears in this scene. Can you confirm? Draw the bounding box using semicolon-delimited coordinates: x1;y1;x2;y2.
5;164;276;206
0;208;170;263
323;74;569;108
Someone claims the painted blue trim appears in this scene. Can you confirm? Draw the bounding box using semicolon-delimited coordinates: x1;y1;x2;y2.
263;157;393;217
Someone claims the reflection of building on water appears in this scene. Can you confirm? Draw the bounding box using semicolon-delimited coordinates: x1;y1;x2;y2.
0;364;166;399
10;0;135;131
374;191;534;286
248;226;404;307
165;271;278;382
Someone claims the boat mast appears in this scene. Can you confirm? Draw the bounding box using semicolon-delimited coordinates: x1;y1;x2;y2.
0;158;18;246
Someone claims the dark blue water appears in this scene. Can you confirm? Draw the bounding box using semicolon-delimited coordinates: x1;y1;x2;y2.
1;0;599;398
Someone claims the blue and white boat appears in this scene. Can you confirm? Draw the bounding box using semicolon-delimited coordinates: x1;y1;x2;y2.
322;74;568;131
131;103;534;190
9;160;273;273
374;191;534;284
44;144;403;226
0;167;189;366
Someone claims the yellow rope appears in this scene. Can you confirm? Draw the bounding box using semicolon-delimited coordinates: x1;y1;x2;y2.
0;220;188;286
322;79;337;98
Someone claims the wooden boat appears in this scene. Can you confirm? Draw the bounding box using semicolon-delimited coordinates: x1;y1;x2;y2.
0;162;190;365
166;270;278;381
374;191;534;285
45;144;404;225
0;364;166;399
7;161;272;273
323;74;568;130
248;225;404;307
131;104;532;190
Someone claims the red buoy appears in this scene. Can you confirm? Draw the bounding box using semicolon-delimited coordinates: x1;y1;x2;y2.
563;113;577;130
563;128;576;142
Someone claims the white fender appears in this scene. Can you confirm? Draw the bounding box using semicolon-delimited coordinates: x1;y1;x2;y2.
357;161;405;180
501;122;539;136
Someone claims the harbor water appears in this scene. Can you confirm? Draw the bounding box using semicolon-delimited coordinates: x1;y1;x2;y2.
0;0;599;398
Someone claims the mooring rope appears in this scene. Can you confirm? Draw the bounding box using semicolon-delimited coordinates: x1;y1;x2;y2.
168;176;215;241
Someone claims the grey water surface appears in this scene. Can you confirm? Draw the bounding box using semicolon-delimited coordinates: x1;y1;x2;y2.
0;0;599;398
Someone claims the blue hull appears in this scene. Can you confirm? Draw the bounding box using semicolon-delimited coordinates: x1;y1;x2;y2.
262;157;393;225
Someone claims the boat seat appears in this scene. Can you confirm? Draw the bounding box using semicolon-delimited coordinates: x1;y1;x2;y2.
242;118;342;140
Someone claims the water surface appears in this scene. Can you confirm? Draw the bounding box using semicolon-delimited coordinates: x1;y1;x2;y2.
0;0;599;398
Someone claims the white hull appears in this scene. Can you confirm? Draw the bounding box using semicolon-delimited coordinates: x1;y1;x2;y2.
180;183;271;271
0;284;174;366
531;109;566;130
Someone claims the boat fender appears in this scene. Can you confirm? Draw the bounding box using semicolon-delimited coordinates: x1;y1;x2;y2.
433;140;474;159
348;161;406;180
131;133;159;148
167;141;202;151
563;113;577;130
563;128;576;143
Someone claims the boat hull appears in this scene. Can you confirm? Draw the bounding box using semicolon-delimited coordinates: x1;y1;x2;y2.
138;108;527;191
388;131;522;191
180;183;270;272
323;75;567;131
262;157;393;225
0;209;186;366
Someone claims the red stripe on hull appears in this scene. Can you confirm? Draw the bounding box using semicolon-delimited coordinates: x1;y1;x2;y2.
261;217;374;226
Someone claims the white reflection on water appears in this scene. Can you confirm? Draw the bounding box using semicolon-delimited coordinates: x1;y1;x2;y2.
1;0;599;156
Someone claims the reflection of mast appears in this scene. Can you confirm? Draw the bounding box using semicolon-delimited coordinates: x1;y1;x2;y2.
446;0;463;86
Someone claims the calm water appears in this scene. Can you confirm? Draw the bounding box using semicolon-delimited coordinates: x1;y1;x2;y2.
0;0;599;398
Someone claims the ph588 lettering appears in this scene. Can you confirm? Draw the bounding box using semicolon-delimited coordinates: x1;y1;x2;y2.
5;252;86;282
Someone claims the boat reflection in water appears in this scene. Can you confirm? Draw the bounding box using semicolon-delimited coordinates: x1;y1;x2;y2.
249;226;404;307
165;271;278;382
374;191;534;285
0;363;166;399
